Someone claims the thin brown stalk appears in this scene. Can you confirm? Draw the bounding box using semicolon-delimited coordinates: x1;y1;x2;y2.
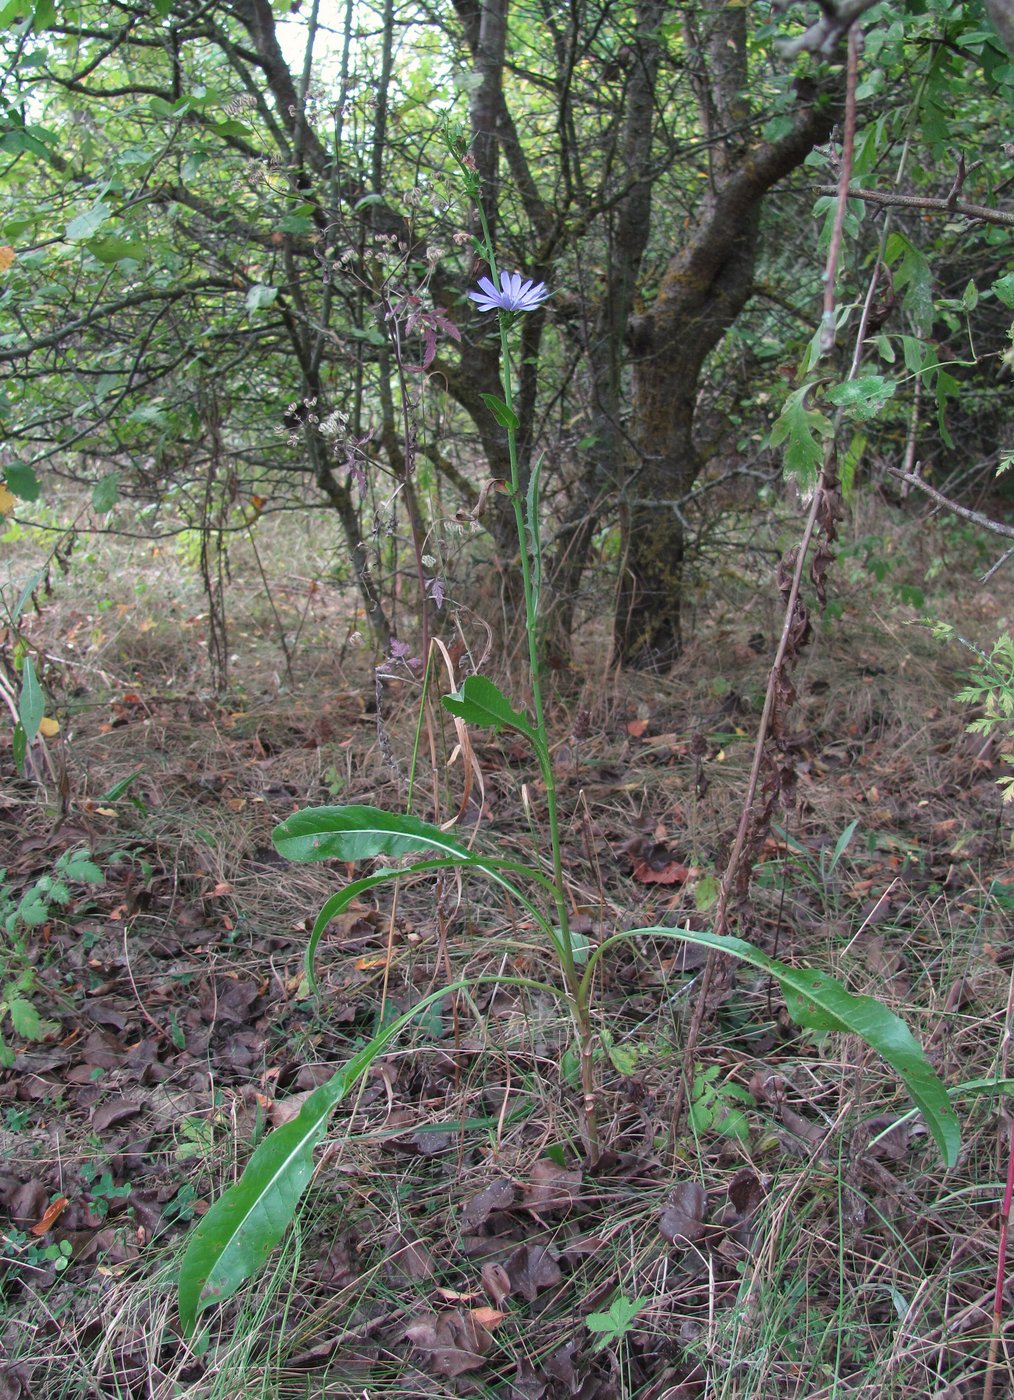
984;1114;1014;1400
671;32;862;1139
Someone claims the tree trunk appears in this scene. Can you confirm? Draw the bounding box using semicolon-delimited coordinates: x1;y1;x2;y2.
543;0;665;662
614;24;837;668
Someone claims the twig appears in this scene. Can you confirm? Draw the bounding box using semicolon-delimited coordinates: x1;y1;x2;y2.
888;470;1014;540
814;185;1014;228
671;31;864;1139
244;517;295;684
773;0;882;56
982;545;1014;583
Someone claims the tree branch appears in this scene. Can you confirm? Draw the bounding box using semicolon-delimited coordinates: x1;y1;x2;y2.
0;281;235;363
814;184;1014;228
889;469;1014;540
773;0;883;56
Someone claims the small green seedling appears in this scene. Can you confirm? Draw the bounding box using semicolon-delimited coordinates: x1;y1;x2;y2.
586;1292;650;1351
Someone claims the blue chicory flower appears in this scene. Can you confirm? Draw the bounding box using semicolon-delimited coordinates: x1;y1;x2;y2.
468;270;550;313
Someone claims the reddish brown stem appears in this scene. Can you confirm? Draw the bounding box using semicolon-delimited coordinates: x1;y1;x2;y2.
984;1114;1014;1400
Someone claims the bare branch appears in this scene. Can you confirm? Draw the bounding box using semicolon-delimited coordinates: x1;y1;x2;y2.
0;281;234;364
815;185;1014;228
889;469;1014;541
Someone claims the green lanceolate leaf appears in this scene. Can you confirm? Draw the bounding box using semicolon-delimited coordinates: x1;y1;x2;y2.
65;202;111;242
272;804;474;864
91;474;119;513
86;236;146;265
479;392;519;429
177;984;465;1334
994;272;1014;309
246;283;278;313
441;675;535;740
611;926;960;1167
19;656;43;742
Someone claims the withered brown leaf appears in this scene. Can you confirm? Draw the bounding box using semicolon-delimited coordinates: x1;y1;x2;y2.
521;1159;583;1214
659;1181;707;1247
462;1175;516;1228
505;1242;563;1302
405;1308;492;1377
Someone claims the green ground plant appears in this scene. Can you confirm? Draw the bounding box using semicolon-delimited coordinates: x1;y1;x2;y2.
176;156;961;1341
955;631;1014;802
0;847;103;1066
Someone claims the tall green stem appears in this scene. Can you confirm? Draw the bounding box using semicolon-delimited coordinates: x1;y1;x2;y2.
468;192;598;1158
495;319;577;994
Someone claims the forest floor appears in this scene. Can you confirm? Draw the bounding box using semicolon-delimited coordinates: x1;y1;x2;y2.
1;489;1013;1399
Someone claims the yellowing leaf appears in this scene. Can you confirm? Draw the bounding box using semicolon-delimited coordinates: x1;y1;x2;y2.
0;245;14;272
0;484;15;516
38;716;60;737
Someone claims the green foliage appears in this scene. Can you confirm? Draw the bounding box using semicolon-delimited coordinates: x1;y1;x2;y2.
177;983;469;1335
0;849;105;1066
442;675;537;742
593;925;960;1167
768;384;833;484
478;392;519;429
2;463;40;500
826;375;897;420
176;911;960;1332
0;1227;72;1303
79;1160;132;1221
273;803;475;866
586;1293;649;1351
953;631;1014;801
689;1063;753;1141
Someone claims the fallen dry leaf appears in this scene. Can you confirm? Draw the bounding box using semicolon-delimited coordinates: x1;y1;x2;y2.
659;1181;707;1247
385;1230;435;1282
91;1098;142;1132
30;1195;70;1236
462;1175;515;1228
481;1260;512;1307
521;1158;582;1213
0;1363;30;1400
471;1305;506;1329
624;834;691;886
505;1242;562;1302
405;1308;492;1376
727;1167;763;1219
715;1168;764;1248
436;1286;480;1303
852;1115;910;1163
267;1088;314;1127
